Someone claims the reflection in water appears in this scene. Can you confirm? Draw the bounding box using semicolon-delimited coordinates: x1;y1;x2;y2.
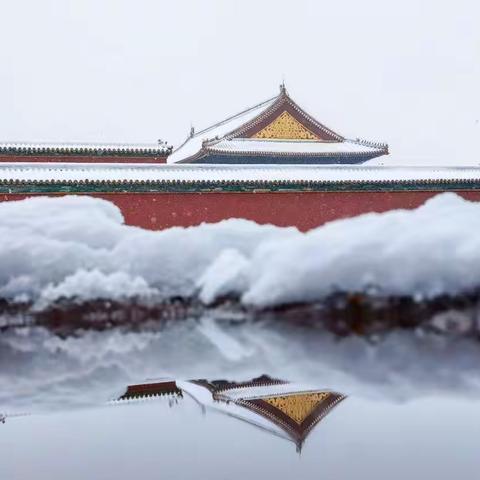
117;375;346;451
2;315;480;416
1;318;480;479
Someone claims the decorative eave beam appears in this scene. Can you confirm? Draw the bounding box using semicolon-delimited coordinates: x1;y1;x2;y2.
1;178;480;194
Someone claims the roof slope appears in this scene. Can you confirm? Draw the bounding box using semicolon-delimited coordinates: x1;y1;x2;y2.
167;95;278;163
168;87;388;164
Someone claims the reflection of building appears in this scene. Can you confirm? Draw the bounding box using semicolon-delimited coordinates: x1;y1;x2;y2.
118;375;346;451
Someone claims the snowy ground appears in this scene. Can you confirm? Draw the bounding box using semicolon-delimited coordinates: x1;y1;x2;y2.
1;193;480;311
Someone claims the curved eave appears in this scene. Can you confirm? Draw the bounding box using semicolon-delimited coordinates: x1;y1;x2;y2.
175;149;388;165
204;147;388;158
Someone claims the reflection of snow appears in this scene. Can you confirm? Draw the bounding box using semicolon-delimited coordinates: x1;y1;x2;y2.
197;317;254;361
2;318;480;416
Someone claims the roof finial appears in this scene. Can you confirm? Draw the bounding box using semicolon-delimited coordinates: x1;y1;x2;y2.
190;124;195;138
280;76;287;95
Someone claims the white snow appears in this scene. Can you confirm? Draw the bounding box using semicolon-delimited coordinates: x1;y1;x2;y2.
208;138;383;155
197;249;250;304
0;196;297;306
1;162;480;182
167;96;278;163
1;193;480;308
34;270;158;310
197;317;254;361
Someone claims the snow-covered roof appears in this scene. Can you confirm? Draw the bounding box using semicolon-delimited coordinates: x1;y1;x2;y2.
207;138;383;156
0;163;479;184
168;88;387;164
0;142;171;156
167;95;278;163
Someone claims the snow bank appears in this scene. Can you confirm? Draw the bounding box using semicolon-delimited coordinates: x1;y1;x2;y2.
233;192;480;307
0;196;298;307
0;193;479;309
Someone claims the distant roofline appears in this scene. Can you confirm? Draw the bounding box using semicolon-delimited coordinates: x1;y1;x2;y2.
0;141;172;157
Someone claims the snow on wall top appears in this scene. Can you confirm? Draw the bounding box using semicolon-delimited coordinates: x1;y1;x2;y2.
0;142;171;156
0;163;479;183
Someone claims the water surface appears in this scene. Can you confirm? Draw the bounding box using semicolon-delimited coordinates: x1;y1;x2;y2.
1;316;480;479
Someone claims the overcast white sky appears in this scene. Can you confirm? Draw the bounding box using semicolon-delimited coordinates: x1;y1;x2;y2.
0;0;479;164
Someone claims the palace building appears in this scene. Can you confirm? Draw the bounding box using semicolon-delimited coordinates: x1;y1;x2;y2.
117;375;346;452
0;87;479;231
169;85;388;164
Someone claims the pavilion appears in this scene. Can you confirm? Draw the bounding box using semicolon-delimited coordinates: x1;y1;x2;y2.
168;85;388;164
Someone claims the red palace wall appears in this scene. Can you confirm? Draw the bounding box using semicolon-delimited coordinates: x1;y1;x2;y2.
0;155;168;164
1;190;480;231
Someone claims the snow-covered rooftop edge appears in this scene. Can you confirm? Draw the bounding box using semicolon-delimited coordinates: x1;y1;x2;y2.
167;88;388;163
0;163;480;183
206;138;385;156
0;142;171;155
167;96;278;164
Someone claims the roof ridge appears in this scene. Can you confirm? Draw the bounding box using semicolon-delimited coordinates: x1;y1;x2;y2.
194;94;279;137
224;91;344;142
225;93;286;139
283;96;343;141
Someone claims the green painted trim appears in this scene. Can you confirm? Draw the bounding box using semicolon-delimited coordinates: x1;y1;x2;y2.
1;179;480;194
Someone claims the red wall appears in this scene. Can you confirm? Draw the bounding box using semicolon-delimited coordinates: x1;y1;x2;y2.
1;190;480;231
0;155;167;164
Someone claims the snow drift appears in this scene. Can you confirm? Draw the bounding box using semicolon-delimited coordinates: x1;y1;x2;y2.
0;193;479;309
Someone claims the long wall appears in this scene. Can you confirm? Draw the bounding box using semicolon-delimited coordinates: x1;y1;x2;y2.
0;155;168;164
1;190;479;231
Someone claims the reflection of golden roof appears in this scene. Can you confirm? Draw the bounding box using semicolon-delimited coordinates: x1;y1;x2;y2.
236;391;345;449
265;392;330;424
